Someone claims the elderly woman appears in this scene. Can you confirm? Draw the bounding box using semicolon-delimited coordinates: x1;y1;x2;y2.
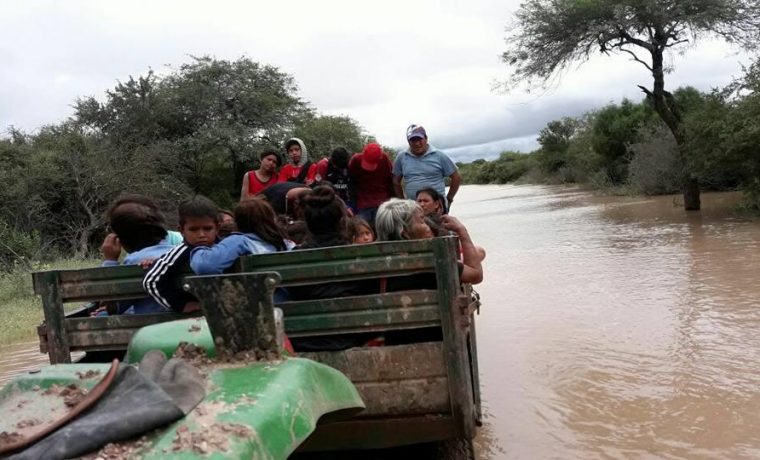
375;199;483;285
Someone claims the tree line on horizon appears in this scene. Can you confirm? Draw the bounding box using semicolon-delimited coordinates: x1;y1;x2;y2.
0;56;374;269
458;67;760;210
500;0;760;211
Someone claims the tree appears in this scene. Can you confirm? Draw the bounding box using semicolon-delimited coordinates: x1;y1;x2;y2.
503;0;760;210
535;117;579;173
74;56;308;204
685;62;760;208
591;99;654;183
292;114;366;159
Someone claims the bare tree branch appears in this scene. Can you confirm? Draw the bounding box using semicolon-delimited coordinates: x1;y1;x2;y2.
618;48;655;72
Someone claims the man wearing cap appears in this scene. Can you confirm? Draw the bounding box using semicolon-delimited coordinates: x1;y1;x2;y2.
348;143;395;223
393;125;461;210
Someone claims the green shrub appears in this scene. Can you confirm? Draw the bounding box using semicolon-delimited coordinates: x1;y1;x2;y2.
0;258;98;345
0;221;42;272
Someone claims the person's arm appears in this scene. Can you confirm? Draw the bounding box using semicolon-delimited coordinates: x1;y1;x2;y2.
241;172;251;201
446;171;462;206
441;215;483;284
391;156;405;198
381;156;397;198
305;163;319;186
190;235;246;275
316;160;328;181
100;233;122;266
392;175;404;199
143;244;193;313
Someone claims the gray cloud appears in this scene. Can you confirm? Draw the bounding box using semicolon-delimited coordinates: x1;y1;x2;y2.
0;0;752;163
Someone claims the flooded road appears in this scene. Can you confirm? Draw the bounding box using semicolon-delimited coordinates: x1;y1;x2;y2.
0;341;52;386
2;185;759;459
458;185;760;459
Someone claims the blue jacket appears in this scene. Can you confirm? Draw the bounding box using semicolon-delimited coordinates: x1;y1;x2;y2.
190;233;289;275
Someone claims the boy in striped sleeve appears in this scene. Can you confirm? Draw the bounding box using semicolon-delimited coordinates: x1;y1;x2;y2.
143;196;220;313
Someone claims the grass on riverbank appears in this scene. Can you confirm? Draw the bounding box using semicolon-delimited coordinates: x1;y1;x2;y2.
0;259;98;346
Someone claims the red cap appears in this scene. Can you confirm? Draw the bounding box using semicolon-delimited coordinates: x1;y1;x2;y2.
360;143;383;171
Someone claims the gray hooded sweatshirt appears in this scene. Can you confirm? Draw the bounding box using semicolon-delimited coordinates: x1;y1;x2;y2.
285;137;309;167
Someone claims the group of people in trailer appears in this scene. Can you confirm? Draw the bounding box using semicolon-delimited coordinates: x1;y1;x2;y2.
97;124;484;348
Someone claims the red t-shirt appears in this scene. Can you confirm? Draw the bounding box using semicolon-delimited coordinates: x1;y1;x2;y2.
278;163;318;184
247;171;279;194
315;158;329;182
348;153;394;210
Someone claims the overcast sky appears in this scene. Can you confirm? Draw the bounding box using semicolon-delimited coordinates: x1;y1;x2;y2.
0;0;753;162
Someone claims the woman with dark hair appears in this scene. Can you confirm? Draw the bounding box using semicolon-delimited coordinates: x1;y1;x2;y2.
297;185;349;249
240;149;281;200
190;197;292;275
415;187;445;217
290;186;376;351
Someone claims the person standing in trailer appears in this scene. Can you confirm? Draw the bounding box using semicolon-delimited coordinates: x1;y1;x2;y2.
278;138;317;185
392;125;461;212
240;149;281;201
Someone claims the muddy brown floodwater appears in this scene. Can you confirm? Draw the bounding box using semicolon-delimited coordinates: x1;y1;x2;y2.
2;185;759;459
0;342;53;387
461;185;760;460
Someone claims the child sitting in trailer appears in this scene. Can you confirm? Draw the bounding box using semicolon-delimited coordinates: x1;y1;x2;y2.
190;197;293;275
348;217;375;244
143;195;221;314
217;208;237;238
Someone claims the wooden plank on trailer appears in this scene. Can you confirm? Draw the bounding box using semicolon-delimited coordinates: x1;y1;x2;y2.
433;237;476;439
65;313;193;332
36;271;71;364
239;239;436;267
469;318;483;426
241;254;436;286
300;342;446;382
284;306;440;336
68;331;136;351
56;265;145;283
58;279;147;303
281;291;438;315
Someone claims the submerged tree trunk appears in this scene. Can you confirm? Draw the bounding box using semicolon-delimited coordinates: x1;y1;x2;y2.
683;177;701;210
640;44;701;211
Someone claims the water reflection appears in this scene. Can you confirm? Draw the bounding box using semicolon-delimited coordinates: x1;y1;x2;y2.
457;185;760;459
